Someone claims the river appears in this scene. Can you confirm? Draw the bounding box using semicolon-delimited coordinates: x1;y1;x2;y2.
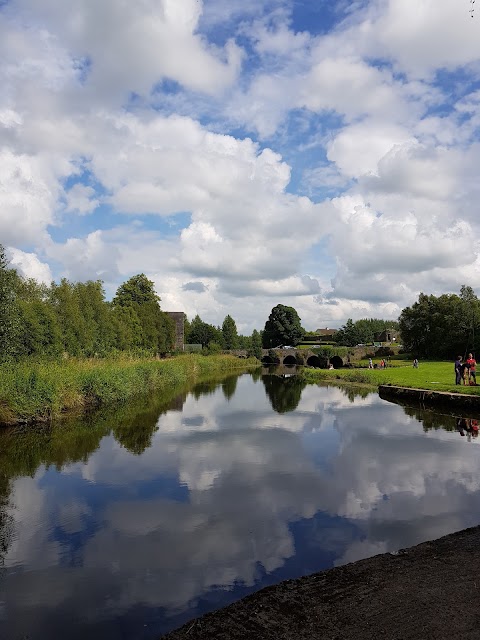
1;368;479;639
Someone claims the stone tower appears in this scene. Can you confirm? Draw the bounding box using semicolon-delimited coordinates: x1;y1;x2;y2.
166;312;185;351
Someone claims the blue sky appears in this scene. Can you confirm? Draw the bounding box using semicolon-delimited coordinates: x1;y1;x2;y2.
1;0;480;331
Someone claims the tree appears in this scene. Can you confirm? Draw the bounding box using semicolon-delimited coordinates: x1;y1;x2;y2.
222;315;238;350
249;329;263;359
17;299;63;357
0;245;22;360
112;274;174;354
398;286;480;358
334;319;360;347
188;315;219;347
262;304;304;348
111;304;143;351
113;273;159;307
49;279;88;356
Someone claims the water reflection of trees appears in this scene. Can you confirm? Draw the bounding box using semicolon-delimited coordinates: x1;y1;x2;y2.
338;385;373;403
0;370;244;567
261;375;307;414
221;375;238;401
389;400;480;438
191;380;220;399
0;473;13;571
250;367;263;383
402;406;458;433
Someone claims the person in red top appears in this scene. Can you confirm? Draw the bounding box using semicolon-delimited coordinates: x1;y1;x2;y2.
466;353;477;385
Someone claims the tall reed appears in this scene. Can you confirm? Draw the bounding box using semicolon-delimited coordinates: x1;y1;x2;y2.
0;354;258;425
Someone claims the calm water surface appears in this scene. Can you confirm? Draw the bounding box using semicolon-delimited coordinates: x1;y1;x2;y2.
1;369;480;639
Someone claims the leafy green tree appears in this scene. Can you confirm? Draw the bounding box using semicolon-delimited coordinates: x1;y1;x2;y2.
75;281;115;356
398;287;480;358
188;315;219;347
183;316;191;342
0;245;22;360
112;274;174;354
334;318;360;347
17;299;63;357
262;304;304;348
49;279;88;356
111;304;143;351
221;314;238;349
113;273;160;306
249;329;263;359
351;318;399;344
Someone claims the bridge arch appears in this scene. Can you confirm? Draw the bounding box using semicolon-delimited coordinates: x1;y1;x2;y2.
262;354;280;365
283;354;297;365
330;355;344;369
306;354;325;368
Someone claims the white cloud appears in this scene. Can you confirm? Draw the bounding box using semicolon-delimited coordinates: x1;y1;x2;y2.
1;0;480;330
326;122;413;178
45;230;121;281
8;248;53;284
0;149;70;245
8;0;243;98
64;183;99;215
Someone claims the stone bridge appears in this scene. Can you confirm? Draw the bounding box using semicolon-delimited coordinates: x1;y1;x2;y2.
230;348;347;368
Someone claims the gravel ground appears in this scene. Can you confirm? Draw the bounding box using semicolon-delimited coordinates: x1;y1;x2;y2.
161;525;480;640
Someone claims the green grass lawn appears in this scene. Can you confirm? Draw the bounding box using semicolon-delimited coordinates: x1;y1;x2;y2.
303;361;480;394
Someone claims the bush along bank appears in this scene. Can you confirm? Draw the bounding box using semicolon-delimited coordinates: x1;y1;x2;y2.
0;354;259;426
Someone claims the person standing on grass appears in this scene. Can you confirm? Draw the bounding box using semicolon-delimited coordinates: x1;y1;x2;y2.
466;353;477;385
413;358;419;368
455;355;463;385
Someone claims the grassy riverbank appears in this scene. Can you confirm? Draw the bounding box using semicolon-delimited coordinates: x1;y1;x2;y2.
0;354;258;425
303;361;480;394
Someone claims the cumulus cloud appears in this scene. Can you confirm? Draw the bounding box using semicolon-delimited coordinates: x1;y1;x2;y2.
64;183;99;215
45;230;121;281
7;0;243;97
182;281;209;293
1;0;480;330
0;149;69;245
8;248;53;284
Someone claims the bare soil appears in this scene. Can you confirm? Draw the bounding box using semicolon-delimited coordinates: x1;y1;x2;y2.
161;525;480;640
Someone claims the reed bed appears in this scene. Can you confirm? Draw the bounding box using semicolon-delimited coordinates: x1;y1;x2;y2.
0;354;258;425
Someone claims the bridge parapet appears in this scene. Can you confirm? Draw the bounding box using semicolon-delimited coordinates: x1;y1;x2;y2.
228;348;349;368
261;348;345;368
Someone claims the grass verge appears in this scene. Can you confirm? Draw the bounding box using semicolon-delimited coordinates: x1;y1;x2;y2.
0;354;258;425
302;361;480;394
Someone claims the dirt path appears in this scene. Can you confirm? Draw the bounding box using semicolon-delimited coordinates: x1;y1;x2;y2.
161;525;480;639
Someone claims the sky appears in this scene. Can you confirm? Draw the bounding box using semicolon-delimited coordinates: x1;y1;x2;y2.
1;0;480;333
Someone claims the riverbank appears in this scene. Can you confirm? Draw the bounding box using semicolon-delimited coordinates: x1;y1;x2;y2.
302;361;480;395
0;354;258;426
162;525;480;639
379;384;480;411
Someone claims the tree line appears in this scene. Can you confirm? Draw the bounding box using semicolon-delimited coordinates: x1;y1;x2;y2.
185;314;263;358
334;285;480;359
3;241;476;362
0;245;174;361
333;318;399;347
398;285;480;359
